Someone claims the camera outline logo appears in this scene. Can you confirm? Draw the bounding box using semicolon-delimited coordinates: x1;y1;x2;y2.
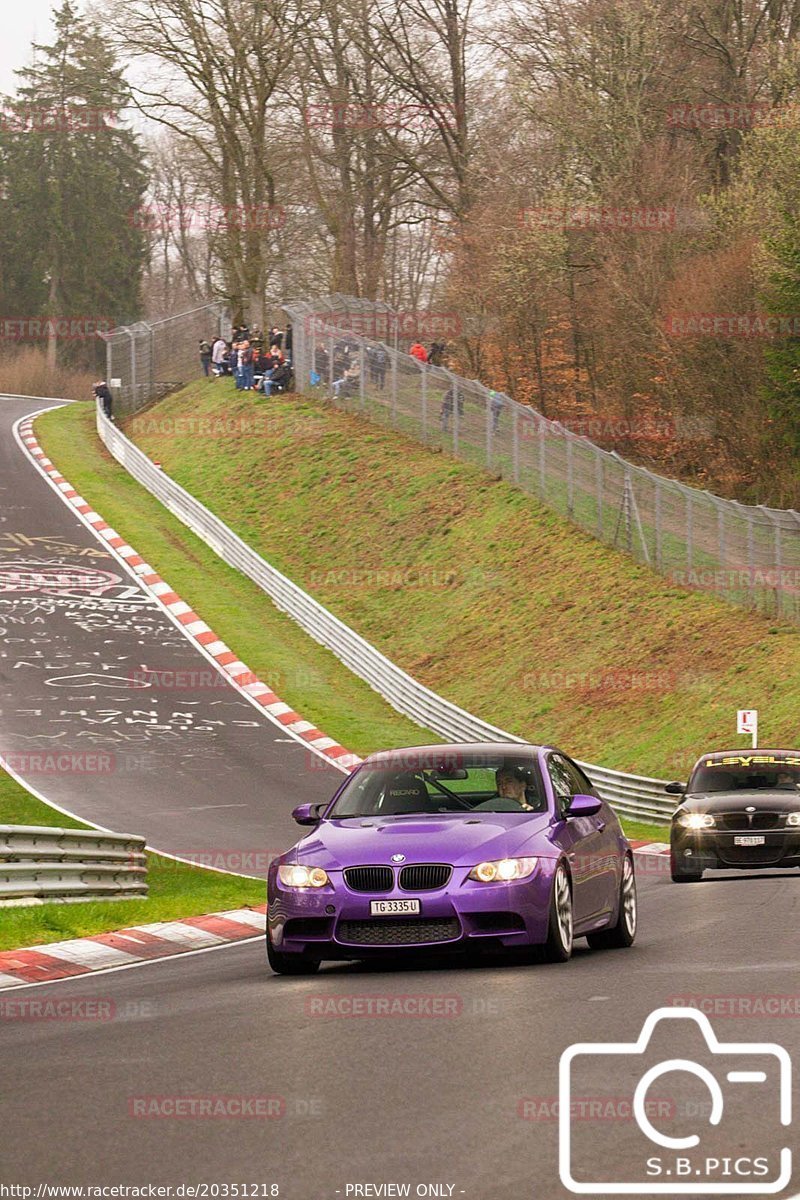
559;1007;792;1194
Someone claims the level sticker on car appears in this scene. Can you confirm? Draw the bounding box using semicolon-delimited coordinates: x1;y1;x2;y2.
370;899;421;916
734;835;766;846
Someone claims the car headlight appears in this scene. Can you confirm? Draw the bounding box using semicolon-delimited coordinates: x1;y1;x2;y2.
677;812;715;830
468;857;538;883
786;813;800;827
277;864;330;888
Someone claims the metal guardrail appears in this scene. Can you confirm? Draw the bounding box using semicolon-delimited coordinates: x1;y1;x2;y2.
96;406;676;823
0;825;148;907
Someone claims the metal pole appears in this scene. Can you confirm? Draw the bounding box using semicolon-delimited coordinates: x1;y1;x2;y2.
485;387;492;468
328;331;334;394
513;408;520;485
391;349;398;426
566;437;574;517
125;329;136;413
359;334;366;410
453;380;460;456
686;491;693;572
596;453;603;538
538;419;545;497
654;479;662;570
421;367;428;442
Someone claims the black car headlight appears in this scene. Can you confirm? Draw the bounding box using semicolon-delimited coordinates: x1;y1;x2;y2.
676;812;715;830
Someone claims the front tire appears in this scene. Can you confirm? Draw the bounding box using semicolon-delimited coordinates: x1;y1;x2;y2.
542;862;574;962
588;854;637;949
267;935;321;976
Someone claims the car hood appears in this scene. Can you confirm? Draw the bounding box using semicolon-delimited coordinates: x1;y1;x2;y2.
680;790;800;815
288;812;555;869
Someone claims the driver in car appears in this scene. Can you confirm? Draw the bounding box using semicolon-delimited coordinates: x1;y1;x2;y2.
474;765;538;812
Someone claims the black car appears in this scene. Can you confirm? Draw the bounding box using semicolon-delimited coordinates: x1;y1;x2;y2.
667;749;800;882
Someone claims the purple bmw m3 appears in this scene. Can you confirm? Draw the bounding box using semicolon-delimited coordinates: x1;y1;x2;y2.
266;743;637;974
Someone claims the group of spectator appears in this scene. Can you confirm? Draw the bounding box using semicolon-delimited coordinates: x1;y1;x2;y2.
312;336;449;402
199;322;294;396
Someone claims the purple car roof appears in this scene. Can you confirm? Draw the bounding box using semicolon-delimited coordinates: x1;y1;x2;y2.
361;742;544;762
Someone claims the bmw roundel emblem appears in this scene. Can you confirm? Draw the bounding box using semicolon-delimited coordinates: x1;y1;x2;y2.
745;806;756;812
391;853;406;863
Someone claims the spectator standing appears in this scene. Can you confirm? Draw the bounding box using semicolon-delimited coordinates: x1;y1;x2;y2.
410;341;428;364
373;345;387;388
93;380;114;418
284;322;293;362
199;339;212;376
211;336;227;377
240;340;255;390
428;340;446;366
440;385;463;432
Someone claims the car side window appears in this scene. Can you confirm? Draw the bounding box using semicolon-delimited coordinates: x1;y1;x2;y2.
563;757;595;797
547;754;574;815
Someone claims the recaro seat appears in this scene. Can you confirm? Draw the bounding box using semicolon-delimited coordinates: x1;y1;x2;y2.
383;773;435;814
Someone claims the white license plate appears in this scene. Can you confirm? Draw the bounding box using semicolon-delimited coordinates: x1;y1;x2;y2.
370;898;421;916
734;835;766;846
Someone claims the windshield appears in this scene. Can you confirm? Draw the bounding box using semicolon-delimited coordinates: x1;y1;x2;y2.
328;752;546;818
689;754;800;794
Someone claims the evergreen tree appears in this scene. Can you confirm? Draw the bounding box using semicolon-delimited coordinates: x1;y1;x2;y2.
0;1;148;367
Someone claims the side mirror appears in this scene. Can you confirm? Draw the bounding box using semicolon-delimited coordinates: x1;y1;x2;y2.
292;802;325;826
665;781;686;795
566;794;602;817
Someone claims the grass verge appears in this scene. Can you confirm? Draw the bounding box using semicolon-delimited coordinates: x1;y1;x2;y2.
31;398;670;845
114;381;800;780
0;768;265;953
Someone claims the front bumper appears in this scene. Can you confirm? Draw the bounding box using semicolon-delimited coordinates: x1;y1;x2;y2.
671;827;800;871
267;861;556;959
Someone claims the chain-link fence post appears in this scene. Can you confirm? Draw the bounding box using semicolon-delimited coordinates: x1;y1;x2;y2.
391;347;398;426
453;378;460;456
513;407;520;484
771;512;782;616
359;334;366;410
125;329;137;408
421;366;428;442
485;386;492;469
596;454;603;538
686;491;694;572
566;436;574;518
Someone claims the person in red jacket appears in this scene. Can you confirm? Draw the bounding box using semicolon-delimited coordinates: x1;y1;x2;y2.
409;341;428;363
